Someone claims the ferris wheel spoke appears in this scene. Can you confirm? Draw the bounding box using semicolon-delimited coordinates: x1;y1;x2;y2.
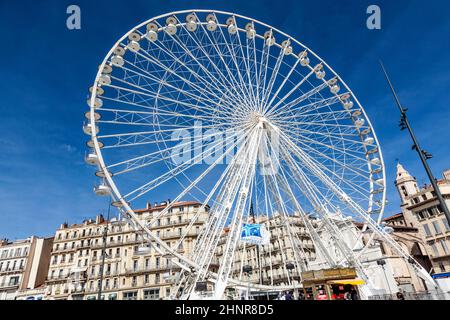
209;16;258;110
109;64;240;119
147;24;251;111
98;101;219;124
102;79;221;118
286;125;367;146
275;157;337;267
258;131;309;273
125;42;247;111
167;21;252;107
293;109;355;123
144;129;247;234
256;41;271;110
280;132;373;214
105;124;229;170
281;135;371;179
271;91;342;121
190;14;256;111
261;49;284;108
265;58;300;110
264;68;320;116
280;127;369;162
232;20;258;107
123;125;256;202
280;149;358;267
120;53;245;118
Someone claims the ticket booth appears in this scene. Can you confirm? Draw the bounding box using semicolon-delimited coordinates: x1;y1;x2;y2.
301;268;364;300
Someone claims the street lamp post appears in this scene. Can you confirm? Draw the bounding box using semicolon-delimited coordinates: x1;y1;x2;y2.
249;203;263;285
97;203;111;300
377;259;393;297
286;262;296;298
380;62;450;226
243;265;253;300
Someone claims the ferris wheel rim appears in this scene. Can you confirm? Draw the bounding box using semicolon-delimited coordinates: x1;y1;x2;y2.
89;8;386;218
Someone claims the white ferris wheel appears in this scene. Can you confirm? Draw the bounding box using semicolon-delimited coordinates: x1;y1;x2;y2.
84;9;437;299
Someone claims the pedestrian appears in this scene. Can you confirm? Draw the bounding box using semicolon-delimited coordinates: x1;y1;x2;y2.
285;291;293;300
344;291;352;300
351;288;359;300
396;292;405;300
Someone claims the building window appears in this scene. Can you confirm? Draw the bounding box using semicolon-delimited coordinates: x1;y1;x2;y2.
179;206;184;212
423;224;432;237
108;293;118;300
144;274;149;284
123;291;138;300
432;221;442;234
440;240;449;255
431;243;440;256
143;289;159;300
9;276;19;286
439;262;446;272
443;219;450;231
417;211;426;220
155;273;160;283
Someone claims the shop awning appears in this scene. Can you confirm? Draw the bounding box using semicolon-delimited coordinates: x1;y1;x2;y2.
327;279;365;285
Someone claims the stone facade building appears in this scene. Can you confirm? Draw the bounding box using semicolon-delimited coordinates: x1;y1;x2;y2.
44;201;208;300
0;236;53;300
395;163;450;291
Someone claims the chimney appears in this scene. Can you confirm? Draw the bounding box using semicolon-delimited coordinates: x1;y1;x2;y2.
96;214;104;224
146;201;151;210
443;169;450;182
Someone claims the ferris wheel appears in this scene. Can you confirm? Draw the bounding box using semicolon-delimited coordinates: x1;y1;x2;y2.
84;10;437;299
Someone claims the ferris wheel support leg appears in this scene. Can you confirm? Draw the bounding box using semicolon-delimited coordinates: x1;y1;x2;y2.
282;134;440;292
213;126;262;299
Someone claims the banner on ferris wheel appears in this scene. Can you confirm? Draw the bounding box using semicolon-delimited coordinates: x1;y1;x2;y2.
240;223;270;245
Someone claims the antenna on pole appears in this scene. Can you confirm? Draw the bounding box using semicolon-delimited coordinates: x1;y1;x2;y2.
380;61;450;225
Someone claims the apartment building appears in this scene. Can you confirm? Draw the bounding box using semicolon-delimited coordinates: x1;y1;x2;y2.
0;236;53;300
44;201;209;300
395;163;450;291
359;212;432;293
215;213;316;297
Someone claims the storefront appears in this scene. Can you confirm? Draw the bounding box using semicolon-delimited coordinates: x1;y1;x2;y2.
301;268;364;300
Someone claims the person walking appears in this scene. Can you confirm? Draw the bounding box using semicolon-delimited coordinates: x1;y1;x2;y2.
396;292;405;300
285;291;293;300
344;291;352;300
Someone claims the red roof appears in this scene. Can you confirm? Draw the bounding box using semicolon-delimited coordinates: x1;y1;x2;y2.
134;201;204;214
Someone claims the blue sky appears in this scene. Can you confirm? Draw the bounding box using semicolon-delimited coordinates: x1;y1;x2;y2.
0;0;449;239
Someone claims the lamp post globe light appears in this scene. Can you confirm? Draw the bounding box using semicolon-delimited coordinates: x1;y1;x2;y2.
84;9;439;299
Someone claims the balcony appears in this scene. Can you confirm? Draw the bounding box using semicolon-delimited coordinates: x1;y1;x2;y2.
0;281;19;289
